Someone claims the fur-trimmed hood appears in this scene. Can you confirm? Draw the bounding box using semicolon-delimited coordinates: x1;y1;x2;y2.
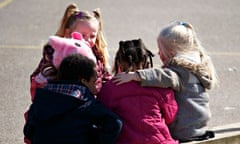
169;56;213;89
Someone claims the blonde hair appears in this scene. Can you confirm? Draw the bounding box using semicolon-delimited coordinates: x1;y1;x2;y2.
158;21;218;87
55;3;109;67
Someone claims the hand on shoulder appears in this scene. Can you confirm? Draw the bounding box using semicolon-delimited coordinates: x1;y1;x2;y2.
112;72;140;85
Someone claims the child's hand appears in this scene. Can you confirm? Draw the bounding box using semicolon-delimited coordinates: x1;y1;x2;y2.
35;73;48;84
112;72;140;85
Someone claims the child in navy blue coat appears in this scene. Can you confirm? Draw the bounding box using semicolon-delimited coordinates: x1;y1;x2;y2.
24;54;122;144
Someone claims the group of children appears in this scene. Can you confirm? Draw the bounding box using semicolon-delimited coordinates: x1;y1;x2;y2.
24;3;218;144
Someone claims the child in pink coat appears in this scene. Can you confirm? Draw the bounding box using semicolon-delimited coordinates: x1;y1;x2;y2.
97;39;178;144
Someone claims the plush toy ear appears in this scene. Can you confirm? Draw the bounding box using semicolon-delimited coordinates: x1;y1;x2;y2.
48;36;64;50
48;36;67;68
49;34;97;68
71;32;91;47
71;32;83;40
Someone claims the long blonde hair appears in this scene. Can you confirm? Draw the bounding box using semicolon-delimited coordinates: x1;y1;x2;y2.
158;21;218;87
55;3;109;67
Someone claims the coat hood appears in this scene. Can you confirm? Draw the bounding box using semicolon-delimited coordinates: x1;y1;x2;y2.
169;57;213;89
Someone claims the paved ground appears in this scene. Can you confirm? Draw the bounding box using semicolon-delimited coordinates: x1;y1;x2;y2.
0;0;239;143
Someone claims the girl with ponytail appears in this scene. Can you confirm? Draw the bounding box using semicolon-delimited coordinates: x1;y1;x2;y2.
25;4;111;143
30;3;111;99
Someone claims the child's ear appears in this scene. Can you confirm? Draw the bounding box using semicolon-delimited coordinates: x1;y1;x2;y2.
80;78;87;85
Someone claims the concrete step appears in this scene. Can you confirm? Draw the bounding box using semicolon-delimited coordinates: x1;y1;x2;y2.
183;122;240;144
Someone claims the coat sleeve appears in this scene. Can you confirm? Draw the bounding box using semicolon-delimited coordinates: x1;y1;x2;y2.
95;61;112;93
88;100;122;144
137;67;182;92
23;104;36;141
158;89;178;125
30;44;54;100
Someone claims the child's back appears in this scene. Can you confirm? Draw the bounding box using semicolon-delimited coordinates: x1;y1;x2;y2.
24;54;122;144
98;39;178;144
98;80;178;144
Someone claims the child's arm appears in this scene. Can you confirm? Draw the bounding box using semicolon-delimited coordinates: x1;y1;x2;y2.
89;100;122;144
112;72;140;84
30;44;54;100
114;67;182;92
158;89;178;125
23;104;36;141
137;67;181;91
30;75;47;101
95;60;112;92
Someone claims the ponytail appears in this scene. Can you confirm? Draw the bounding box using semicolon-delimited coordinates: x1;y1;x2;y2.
55;5;109;69
55;3;79;37
92;8;108;67
112;39;154;74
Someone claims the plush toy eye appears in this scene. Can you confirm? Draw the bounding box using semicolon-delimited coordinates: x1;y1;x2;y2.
75;42;81;47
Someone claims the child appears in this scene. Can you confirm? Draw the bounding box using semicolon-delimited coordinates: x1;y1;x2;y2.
30;3;111;100
24;54;122;144
113;21;218;142
25;4;111;142
97;39;178;144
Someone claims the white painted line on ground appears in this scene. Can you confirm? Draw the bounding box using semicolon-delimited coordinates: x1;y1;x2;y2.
0;44;240;56
0;45;41;49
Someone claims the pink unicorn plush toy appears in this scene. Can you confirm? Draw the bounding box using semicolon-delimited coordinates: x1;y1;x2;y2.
48;32;97;68
33;32;97;95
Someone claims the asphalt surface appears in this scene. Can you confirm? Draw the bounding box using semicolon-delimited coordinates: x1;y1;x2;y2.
0;0;240;143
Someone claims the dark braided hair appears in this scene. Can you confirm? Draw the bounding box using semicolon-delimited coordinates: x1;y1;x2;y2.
113;39;154;74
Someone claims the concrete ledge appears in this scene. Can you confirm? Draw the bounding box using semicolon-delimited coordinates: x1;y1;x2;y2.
184;122;240;144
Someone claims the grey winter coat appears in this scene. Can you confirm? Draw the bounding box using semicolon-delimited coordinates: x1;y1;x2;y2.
137;57;213;141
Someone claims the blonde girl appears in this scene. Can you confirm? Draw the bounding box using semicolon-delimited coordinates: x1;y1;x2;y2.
113;21;218;142
25;4;111;144
30;3;111;100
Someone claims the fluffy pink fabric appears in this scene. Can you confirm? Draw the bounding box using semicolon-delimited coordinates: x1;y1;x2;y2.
48;32;96;68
